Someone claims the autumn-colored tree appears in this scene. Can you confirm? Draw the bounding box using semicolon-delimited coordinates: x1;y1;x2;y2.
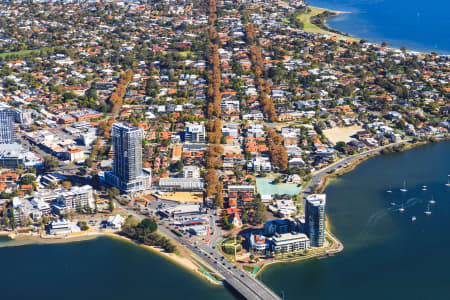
215;182;224;208
205;168;218;197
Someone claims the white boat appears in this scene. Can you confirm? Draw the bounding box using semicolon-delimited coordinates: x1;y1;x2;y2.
400;180;408;192
399;207;405;212
411;216;416;222
445;179;450;187
386;189;392;193
429;195;436;204
422;185;427;191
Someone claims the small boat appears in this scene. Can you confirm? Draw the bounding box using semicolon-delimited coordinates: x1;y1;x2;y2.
411;216;416;222
445;179;450;187
386;189;392;193
422;185;427;191
399;206;405;212
425;204;432;215
400;180;408;192
429;195;436;204
390;201;396;206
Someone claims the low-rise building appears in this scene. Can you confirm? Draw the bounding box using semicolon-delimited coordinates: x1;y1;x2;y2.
270;232;310;253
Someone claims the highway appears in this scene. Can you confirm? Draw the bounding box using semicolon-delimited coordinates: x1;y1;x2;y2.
119;204;281;300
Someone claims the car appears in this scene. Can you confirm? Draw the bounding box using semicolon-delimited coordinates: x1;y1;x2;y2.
240;274;245;278
233;266;237;269
228;267;231;270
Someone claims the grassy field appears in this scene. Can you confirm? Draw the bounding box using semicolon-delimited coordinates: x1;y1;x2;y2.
0;49;43;58
297;6;358;41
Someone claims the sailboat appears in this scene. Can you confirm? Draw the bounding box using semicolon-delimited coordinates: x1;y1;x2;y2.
411;216;416;222
424;204;432;215
422;185;427;191
400;180;408;192
429;195;436;204
445;179;450;187
399;204;405;212
386;185;392;193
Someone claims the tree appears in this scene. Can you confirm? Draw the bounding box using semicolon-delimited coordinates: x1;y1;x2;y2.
108;198;115;212
138;218;158;233
43;156;59;173
62;181;72;189
77;221;89;231
253;199;267;224
214;182;224;208
20;174;35;185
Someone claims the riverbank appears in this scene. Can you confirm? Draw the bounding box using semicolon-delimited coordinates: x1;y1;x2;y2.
256;137;445;275
258;139;450;299
104;233;223;285
0;229;222;286
298;5;358;41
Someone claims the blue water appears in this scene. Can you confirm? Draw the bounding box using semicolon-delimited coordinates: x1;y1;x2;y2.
256;178;301;196
307;0;450;54
260;141;450;300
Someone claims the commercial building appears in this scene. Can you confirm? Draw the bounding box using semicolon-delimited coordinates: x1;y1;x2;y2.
161;204;205;218
159;177;203;191
270;232;310;253
0;143;43;169
104;123;151;193
305;194;326;247
184;123;205;143
49;219;80;235
250;232;269;251
188;225;208;236
183;165;200;179
0;106;15;144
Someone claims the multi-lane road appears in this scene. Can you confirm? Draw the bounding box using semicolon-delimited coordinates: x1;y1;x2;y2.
119;204;281;300
303;139;412;195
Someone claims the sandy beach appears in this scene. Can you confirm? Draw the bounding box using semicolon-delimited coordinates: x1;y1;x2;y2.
0;229;221;286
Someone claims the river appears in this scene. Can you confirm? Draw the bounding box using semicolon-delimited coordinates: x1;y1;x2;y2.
259;140;450;299
0;235;233;300
1;141;449;299
308;0;450;54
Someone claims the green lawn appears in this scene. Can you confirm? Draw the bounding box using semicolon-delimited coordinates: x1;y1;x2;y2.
297;6;358;41
0;49;44;58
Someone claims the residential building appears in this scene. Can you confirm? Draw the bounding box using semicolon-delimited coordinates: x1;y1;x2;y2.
270;232;310;253
263;219;297;235
57;185;94;212
0;106;15;144
105;123;151;193
305;194;326;247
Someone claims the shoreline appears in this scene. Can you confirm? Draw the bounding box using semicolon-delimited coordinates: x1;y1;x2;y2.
0;229;222;286
306;3;449;55
1;138;448;286
257;136;448;277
